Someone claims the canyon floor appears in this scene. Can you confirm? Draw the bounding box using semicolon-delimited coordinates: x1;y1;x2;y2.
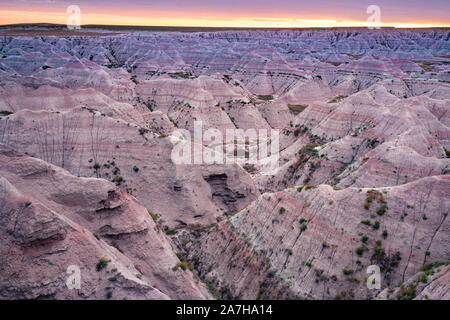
0;27;449;300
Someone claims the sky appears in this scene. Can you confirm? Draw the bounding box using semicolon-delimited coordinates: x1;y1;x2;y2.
0;0;449;28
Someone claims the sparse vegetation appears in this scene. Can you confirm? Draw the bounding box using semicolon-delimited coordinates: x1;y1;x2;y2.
305;259;314;268
206;280;221;299
364;190;387;214
148;209;158;222
288;104;308;115
343;269;354;275
164;226;177;235
361;220;371;226
173;261;187;271
445;148;450;158
397;283;416;300
418;274;428;283
115;176;123;185
298;144;320;157
328;95;347;103
376;205;387;216
356;247;364;256
96;258;111;271
257;94;274;101
417;63;433;72
130;75;139;84
243;165;256;173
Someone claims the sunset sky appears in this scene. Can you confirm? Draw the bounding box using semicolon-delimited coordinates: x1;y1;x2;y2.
0;0;449;28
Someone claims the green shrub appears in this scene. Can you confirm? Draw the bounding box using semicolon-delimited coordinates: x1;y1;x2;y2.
356;247;364;256
279;207;286;214
397;283;416;300
96;258;110;271
243;165;256;173
376;205;387;216
148;209;158;221
176;253;184;261
133;165;139;173
173;261;187;271
372;221;380;230
361;220;371;226
418;274;428;284
257;94;274;101
328;95;347;103
420;263;433;272
165;229;176;235
343;269;354;275
288;104;308;115
205;280;220;298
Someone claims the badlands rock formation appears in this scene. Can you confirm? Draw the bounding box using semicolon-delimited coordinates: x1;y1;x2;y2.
0;145;209;299
0;27;449;299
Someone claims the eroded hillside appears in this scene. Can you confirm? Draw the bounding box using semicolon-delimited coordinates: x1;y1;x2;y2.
0;28;449;299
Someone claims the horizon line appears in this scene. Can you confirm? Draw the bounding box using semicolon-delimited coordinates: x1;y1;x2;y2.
1;22;449;30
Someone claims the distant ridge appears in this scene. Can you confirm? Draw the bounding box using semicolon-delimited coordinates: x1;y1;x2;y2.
1;22;449;33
